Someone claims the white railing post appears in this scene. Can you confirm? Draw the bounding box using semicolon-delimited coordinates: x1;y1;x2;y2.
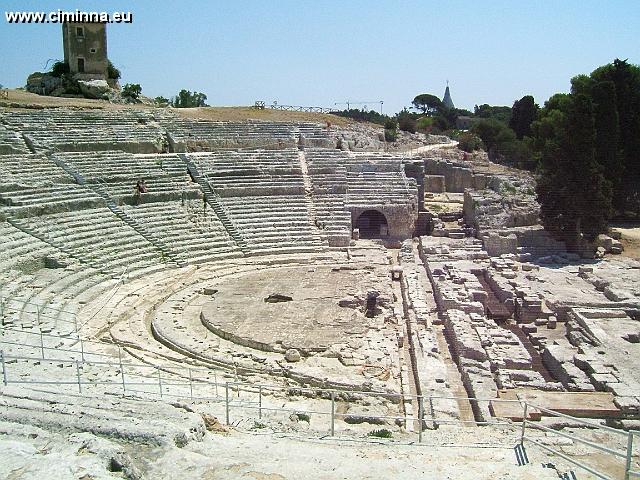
418;395;423;443
258;385;263;419
119;347;126;394
80;339;85;362
157;367;162;398
75;360;82;393
521;403;528;445
40;330;45;359
625;431;635;480
225;382;230;425
330;391;335;436
1;350;7;385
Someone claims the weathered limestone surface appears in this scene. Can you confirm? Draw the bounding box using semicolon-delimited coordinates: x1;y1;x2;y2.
568;308;640;413
541;345;595;392
0;386;206;446
464;189;539;232
425;175;445;193
398;240;459;422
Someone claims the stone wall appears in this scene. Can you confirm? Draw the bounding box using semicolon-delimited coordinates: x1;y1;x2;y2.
423;159;490;193
349;204;418;240
424;175;445;193
463;190;539;232
481;232;518;257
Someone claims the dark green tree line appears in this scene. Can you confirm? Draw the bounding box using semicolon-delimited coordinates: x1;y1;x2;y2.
534;93;612;243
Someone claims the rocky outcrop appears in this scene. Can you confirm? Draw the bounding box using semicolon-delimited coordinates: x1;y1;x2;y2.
25;73;62;96
77;79;111;99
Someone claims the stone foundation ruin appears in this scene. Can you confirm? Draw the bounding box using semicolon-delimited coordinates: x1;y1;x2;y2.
0;105;639;478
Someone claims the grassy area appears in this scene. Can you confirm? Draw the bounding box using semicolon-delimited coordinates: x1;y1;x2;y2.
0;89;358;126
177;106;355;126
0;89;116;109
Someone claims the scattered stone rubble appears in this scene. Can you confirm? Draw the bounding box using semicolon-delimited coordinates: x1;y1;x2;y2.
398;240;459;424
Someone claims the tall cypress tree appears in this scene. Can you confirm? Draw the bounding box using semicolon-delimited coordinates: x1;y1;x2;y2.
591;59;640;215
591;81;622;210
509;95;538;140
536;94;612;243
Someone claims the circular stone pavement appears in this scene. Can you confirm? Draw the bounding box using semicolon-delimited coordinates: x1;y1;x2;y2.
200;265;393;354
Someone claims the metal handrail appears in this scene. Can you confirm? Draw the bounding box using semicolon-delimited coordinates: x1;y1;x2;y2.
524;436;612;480
0;295;78;318
525;420;626;458
0;339;638;477
0;344;637;476
527;402;629;436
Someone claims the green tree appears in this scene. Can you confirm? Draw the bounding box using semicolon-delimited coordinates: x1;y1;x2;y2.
561;59;640;215
411;94;443;115
536;94;612;243
397;109;417;133
473;104;512;124
154;96;170;106
50;60;70;78
472;118;534;169
509;95;538;139
107;60;121;80
384;118;398;142
172;89;208;108
122;83;142;101
457;132;483;152
471;119;505;155
416;116;435;132
591;59;640;215
591;81;623;209
333;108;388;125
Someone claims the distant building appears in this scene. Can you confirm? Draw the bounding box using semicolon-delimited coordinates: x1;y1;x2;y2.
62;22;108;80
442;83;455;110
455;116;478;130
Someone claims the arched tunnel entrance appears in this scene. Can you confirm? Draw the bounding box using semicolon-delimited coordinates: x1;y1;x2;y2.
355;210;389;238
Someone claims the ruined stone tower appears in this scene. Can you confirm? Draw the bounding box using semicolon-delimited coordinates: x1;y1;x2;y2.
62;22;108;79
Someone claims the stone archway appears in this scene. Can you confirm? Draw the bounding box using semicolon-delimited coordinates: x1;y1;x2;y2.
355;210;389;238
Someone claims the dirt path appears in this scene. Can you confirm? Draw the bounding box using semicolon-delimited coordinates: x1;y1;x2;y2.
611;225;640;260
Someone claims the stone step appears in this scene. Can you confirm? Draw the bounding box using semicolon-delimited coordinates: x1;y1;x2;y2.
0;385;205;446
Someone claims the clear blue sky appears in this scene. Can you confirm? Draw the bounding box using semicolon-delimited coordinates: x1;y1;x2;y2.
2;0;639;114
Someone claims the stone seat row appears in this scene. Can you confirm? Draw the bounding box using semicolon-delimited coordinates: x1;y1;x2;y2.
25;137;167;155
167;125;295;139
23;127;164;139
0;221;119;336
96;178;201;202
2;109;159;125
122;201;242;264
219;195;323;251
54;152;189;180
0;184;102;208
310;174;347;187
189;148;299;159
207;174;304;186
0;222;58;270
0;125;29;154
312;195;352;246
16;208;168;277
168;127;295;137
0;154;76;186
196;154;302;169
